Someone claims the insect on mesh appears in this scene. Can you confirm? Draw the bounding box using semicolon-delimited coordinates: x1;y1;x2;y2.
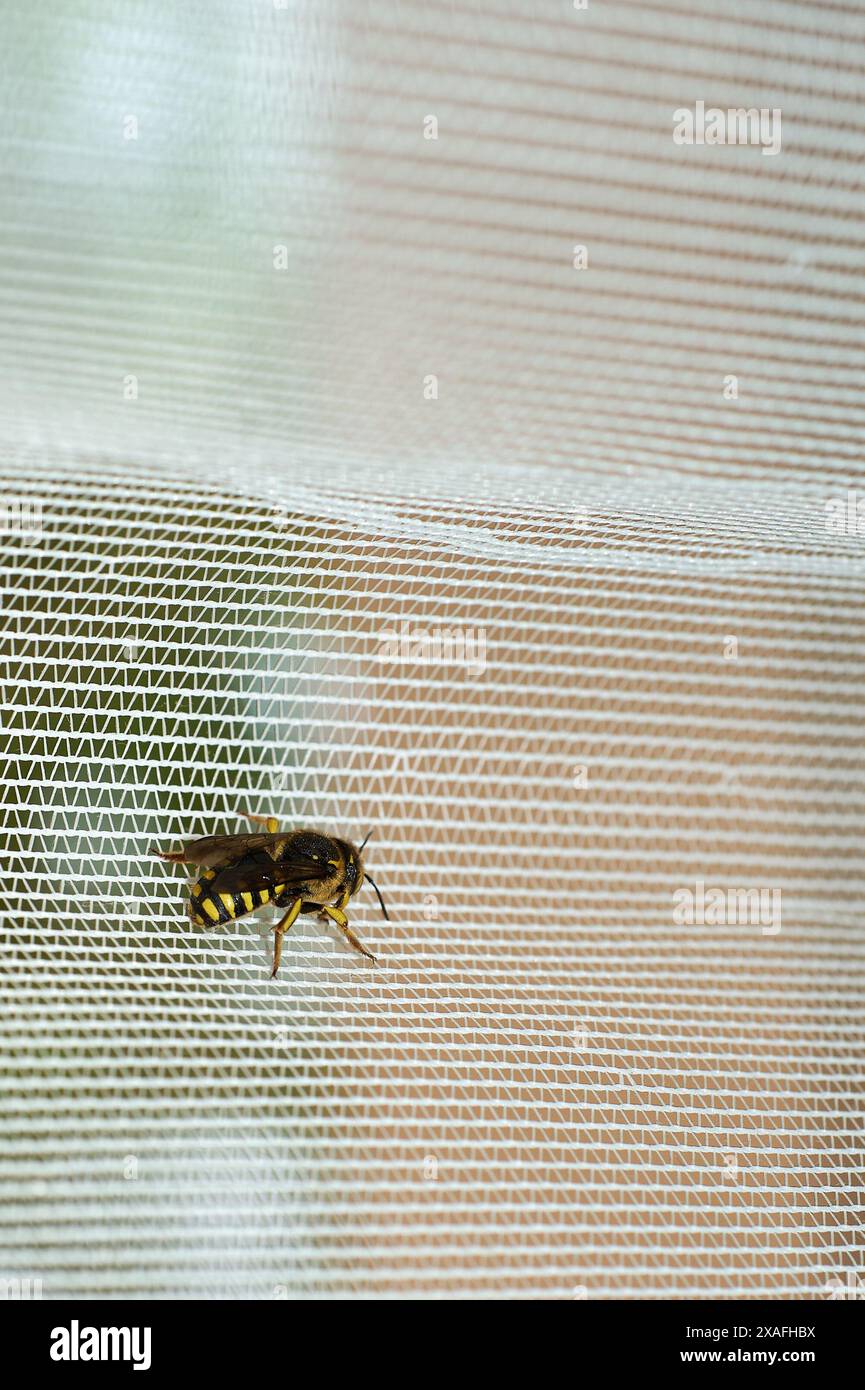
1;1;864;1299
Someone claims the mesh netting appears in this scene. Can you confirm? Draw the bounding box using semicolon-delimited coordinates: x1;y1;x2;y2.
1;0;864;1299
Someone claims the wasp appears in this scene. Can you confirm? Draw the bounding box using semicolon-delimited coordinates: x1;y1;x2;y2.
153;813;389;977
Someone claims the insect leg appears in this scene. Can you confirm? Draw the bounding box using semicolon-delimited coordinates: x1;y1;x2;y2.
320;903;348;928
270;898;302;978
320;905;377;963
151;848;192;864
239;811;280;833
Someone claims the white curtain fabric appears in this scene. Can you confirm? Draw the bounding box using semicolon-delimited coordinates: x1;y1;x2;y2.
1;1;863;1298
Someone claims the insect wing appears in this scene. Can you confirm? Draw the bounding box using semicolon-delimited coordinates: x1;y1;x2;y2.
210;846;332;896
181;832;281;869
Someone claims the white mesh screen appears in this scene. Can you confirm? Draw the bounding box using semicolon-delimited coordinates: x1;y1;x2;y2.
2;0;864;1300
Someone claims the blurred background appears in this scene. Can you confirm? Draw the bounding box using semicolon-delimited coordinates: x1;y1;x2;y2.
1;1;863;1298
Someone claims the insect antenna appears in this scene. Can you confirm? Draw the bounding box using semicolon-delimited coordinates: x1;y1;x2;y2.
358;829;374;854
366;875;390;921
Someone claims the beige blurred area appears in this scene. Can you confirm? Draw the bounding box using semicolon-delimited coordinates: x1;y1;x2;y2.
0;1;863;1298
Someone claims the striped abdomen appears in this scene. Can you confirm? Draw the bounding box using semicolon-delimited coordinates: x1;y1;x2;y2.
188;868;285;927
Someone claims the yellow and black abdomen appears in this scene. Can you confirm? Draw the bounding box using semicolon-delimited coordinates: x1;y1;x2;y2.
188;868;284;927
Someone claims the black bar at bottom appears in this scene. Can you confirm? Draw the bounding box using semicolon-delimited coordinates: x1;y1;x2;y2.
2;1296;860;1377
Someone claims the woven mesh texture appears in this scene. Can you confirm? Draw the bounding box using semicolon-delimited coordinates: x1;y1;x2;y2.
1;0;864;1299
